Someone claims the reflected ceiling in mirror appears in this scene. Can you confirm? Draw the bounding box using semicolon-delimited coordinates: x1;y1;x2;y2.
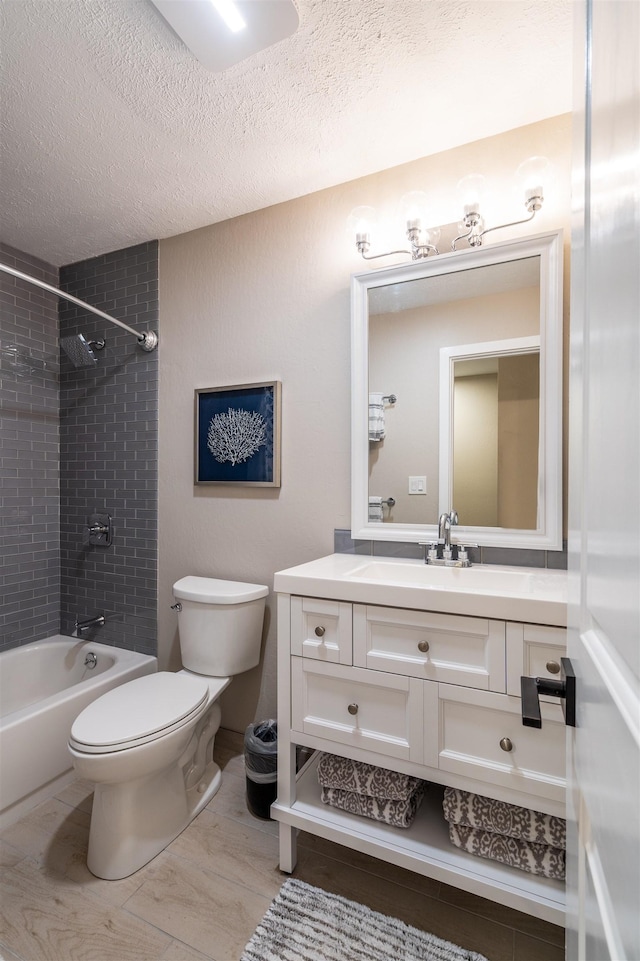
351;231;563;549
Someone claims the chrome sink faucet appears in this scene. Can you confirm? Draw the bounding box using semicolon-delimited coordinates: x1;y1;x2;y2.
420;509;475;567
438;509;458;549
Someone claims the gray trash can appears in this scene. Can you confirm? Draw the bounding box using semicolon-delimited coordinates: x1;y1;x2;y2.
244;719;277;820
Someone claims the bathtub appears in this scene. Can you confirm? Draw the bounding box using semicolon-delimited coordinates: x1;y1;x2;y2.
0;635;157;828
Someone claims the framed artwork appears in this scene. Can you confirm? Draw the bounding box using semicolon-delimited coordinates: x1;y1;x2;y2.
195;381;281;487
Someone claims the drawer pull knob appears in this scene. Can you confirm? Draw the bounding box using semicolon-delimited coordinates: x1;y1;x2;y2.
417;640;430;653
546;660;561;674
314;626;325;638
347;703;359;716
499;737;513;752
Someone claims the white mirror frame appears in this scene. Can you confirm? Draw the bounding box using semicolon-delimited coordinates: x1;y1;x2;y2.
350;230;563;549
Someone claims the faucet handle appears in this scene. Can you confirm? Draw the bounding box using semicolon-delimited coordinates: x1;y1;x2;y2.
455;543;478;567
419;541;439;564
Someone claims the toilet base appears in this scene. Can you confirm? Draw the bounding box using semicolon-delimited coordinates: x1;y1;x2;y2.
87;758;223;880
77;697;225;880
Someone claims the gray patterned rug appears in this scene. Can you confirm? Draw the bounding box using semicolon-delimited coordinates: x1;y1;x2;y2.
241;878;489;961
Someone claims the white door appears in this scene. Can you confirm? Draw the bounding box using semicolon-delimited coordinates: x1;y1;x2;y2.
567;1;640;959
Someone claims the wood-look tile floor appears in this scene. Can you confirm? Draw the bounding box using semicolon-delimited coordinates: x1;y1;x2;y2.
0;730;565;961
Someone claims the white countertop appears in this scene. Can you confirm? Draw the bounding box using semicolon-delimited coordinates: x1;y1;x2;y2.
274;553;568;625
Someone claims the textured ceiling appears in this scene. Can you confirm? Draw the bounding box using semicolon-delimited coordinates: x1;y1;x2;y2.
0;0;573;267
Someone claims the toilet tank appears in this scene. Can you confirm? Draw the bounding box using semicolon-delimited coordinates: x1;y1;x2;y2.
172;576;268;677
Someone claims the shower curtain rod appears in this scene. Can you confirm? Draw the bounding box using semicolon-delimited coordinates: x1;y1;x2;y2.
0;262;158;352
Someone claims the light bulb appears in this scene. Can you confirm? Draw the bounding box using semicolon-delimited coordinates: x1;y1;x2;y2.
346;206;377;254
397;191;430;232
515;156;551;211
456;174;486;224
425;226;441;249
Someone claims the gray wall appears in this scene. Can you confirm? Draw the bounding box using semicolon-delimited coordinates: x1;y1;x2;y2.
0;245;60;651
59;243;159;655
0;241;159;657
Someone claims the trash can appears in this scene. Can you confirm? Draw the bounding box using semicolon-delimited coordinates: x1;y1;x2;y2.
244;719;278;820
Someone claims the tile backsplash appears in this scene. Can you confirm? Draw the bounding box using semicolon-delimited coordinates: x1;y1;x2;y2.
334;529;567;570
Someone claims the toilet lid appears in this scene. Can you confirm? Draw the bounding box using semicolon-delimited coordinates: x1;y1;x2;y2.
173;575;268;604
70;672;209;752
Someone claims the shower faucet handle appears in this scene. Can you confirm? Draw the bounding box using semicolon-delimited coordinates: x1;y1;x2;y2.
86;513;112;547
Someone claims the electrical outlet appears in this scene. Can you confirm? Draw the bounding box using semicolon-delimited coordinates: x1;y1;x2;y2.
408;476;427;494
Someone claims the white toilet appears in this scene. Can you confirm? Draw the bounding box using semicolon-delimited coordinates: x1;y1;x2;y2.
68;575;268;880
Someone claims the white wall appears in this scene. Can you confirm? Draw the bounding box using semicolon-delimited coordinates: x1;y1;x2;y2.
158;114;571;732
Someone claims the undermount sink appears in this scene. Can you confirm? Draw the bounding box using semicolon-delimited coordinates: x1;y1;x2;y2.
345;560;563;596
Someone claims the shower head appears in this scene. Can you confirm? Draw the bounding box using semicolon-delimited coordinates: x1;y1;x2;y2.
60;334;105;368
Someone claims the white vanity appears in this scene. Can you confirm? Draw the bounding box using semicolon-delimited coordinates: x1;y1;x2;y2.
272;553;568;925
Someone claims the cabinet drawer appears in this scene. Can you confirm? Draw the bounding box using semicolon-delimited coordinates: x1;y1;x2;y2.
506;623;567;700
290;657;423;762
436;684;566;804
291;596;352;664
353;604;506;692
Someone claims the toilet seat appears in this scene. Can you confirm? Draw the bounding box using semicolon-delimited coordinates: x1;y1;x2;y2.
69;672;209;755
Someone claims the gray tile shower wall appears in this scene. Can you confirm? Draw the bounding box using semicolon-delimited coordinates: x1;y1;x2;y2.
59;242;158;656
0;244;60;651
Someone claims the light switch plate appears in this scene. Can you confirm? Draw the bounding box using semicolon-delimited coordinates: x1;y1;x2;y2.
408;476;427;494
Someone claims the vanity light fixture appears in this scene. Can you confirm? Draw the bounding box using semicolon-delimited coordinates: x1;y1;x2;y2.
149;0;299;73
349;156;551;262
347;195;441;263
451;157;551;250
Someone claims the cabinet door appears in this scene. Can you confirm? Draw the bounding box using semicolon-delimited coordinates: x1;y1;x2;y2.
291;596;352;664
353;604;505;692
506;623;567;701
290;657;423;763
436;684;566;806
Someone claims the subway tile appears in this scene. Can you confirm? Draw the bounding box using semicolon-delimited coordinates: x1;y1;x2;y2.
2;241;158;654
373;540;425;559
59;240;158;654
481;547;546;568
334;529;561;570
333;529;374;555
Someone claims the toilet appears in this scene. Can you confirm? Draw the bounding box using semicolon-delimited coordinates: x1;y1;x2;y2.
68;575;268;880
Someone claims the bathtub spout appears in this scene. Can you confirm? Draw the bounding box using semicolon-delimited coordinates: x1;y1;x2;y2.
75;614;106;634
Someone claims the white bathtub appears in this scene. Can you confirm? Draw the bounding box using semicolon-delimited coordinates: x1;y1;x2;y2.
0;635;157;828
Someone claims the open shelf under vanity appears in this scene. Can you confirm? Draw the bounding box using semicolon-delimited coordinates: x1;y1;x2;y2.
272;752;565;927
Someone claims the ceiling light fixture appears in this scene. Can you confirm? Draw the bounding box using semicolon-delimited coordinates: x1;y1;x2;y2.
150;0;299;73
349;157;551;263
210;0;246;33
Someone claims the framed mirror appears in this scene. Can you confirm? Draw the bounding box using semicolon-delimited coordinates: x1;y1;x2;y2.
351;230;563;549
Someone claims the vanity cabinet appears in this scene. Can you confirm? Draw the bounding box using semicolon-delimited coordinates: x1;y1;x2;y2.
435;684;565;805
353;605;505;691
290;596;352;663
273;562;568;926
291;659;424;763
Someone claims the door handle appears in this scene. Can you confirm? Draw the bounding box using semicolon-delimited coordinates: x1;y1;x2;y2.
521;657;576;728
